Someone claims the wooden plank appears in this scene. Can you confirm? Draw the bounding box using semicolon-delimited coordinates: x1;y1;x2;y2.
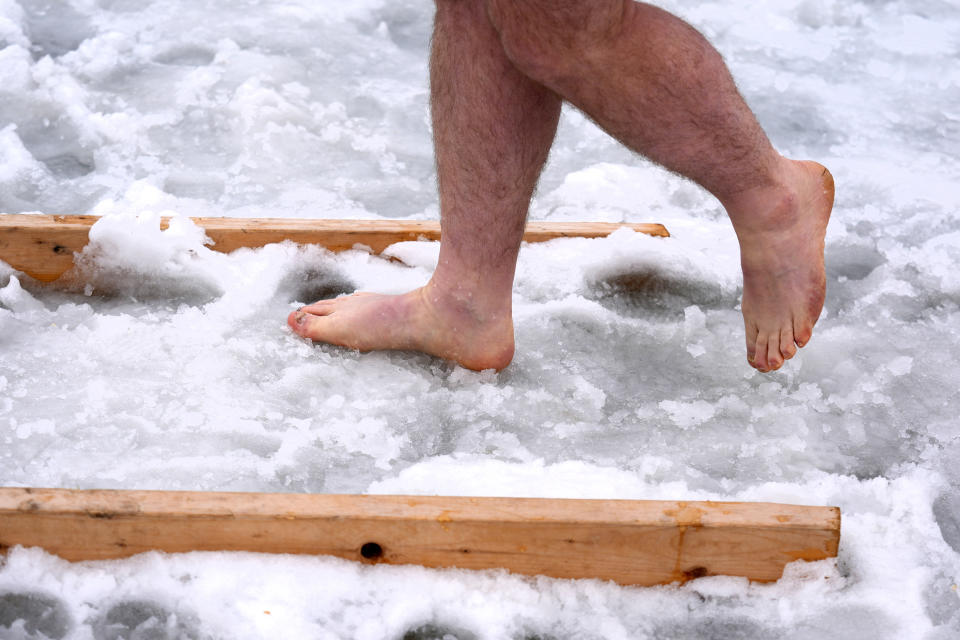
0;488;839;585
0;214;670;283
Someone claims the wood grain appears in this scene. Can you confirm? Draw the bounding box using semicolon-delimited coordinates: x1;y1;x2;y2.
0;214;670;283
0;488;839;585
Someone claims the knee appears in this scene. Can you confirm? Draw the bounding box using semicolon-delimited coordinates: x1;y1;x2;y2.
485;0;555;82
486;0;628;84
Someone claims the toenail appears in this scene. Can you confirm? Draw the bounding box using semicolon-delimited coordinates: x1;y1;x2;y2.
294;311;306;325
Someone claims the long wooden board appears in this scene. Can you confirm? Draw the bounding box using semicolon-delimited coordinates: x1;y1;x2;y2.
0;214;670;283
0;488;839;585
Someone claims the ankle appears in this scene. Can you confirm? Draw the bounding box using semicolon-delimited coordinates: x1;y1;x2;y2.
414;280;516;371
722;160;805;237
422;276;513;324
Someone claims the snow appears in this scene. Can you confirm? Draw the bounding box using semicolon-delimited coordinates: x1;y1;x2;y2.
2;0;960;638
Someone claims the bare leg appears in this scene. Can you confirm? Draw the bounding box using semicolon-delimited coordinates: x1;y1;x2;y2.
288;0;561;371
487;0;834;372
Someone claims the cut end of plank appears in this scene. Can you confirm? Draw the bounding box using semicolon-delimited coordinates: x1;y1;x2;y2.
0;214;669;283
0;488;839;586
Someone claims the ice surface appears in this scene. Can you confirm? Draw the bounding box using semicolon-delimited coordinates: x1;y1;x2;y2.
2;0;960;638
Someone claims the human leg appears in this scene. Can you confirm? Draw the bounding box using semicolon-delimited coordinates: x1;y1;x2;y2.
486;0;834;372
288;0;561;371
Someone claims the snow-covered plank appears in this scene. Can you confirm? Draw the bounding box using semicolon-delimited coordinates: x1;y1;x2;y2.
0;214;670;283
0;488;838;585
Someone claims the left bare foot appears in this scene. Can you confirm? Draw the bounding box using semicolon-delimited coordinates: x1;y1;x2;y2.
287;282;516;371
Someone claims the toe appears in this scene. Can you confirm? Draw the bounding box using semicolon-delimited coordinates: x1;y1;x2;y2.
752;333;770;371
745;321;759;365
289;310;336;342
766;335;784;371
289;308;358;348
794;321;813;348
288;309;310;335
780;325;798;360
288;309;332;339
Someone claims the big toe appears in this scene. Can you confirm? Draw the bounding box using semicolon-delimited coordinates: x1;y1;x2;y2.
288;309;326;338
288;310;308;334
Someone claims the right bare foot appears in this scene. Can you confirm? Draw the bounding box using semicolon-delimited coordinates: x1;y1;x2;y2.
287;283;516;371
728;160;835;372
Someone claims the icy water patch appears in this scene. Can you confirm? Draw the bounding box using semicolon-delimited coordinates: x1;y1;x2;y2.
2;214;954;492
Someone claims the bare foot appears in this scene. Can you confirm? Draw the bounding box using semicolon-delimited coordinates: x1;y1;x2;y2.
730;160;834;372
287;283;516;371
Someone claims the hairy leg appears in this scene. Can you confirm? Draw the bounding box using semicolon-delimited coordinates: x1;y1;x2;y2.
289;0;561;371
486;0;834;372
